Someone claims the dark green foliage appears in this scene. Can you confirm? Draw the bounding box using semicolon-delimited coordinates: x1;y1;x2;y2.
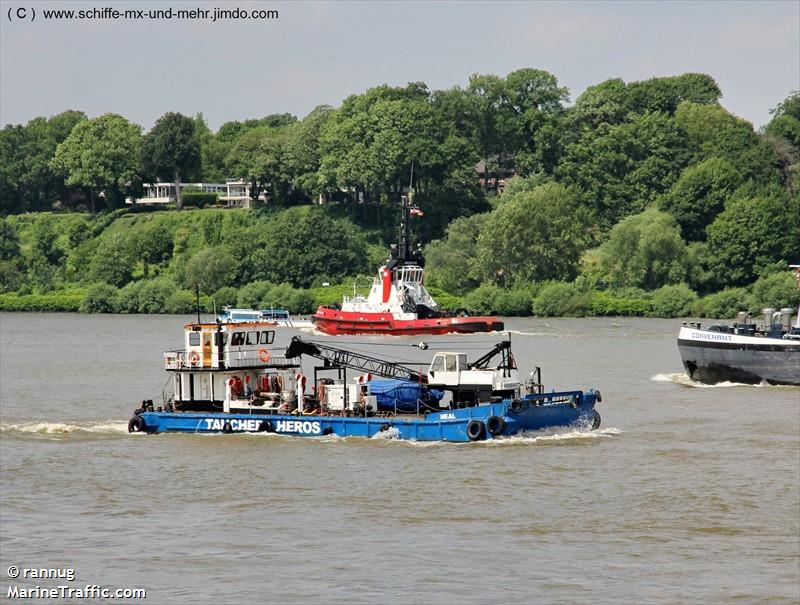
697;287;750;319
704;187;800;288
463;284;533;316
650;283;698;318
533;282;592;317
749;271;800;311
184;247;237;294
80;283;119;313
241;207;371;288
181;191;218;207
140;112;201;210
659;158;743;241
425;213;488;294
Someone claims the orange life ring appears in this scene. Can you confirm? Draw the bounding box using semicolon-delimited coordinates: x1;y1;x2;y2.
189;351;200;365
258;348;270;363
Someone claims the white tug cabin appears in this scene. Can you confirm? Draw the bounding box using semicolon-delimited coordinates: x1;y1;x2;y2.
164;322;303;414
341;263;440;320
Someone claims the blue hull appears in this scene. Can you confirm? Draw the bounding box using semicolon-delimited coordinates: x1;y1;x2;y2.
132;391;600;442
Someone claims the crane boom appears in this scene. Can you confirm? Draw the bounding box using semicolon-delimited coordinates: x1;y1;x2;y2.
284;337;428;383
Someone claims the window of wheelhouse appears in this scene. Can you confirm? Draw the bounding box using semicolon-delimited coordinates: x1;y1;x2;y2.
231;332;245;346
189;332;201;346
246;331;258;345
260;330;274;344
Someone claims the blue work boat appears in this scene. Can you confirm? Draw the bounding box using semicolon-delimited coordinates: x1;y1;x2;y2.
129;324;603;442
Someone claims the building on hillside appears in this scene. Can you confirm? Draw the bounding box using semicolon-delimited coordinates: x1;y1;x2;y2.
128;181;266;208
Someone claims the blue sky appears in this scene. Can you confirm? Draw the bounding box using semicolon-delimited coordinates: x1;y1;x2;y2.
1;0;798;130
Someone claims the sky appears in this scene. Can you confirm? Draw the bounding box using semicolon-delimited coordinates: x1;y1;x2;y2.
1;0;798;131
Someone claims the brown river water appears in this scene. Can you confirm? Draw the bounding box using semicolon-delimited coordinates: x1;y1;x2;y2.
1;313;798;604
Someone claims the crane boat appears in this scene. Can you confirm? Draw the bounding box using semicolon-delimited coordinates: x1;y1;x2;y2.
128;323;603;442
312;195;504;336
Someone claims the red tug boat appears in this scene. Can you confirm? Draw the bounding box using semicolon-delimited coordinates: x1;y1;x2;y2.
312;196;504;336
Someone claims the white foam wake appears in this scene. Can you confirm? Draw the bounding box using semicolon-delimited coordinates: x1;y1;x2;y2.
651;373;776;388
0;420;130;435
483;426;621;447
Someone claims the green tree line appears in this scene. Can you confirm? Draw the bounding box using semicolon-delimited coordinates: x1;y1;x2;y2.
0;70;798;317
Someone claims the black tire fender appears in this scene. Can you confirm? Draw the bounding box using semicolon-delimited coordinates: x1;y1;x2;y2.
592;410;601;430
128;416;145;433
466;419;485;441
486;416;505;436
322;426;334;436
258;420;274;433
509;399;524;413
222;421;233;434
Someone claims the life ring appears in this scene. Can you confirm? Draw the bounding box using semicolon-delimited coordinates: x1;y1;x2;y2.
258;348;270;363
222;421;233;434
591;410;601;430
486;416;505;436
228;376;243;397
259;420;274;433
189;351;200;365
509;399;524;413
466;419;485;441
128;416;145;433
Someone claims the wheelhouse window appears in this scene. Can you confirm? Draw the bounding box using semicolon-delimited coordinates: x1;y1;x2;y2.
231;332;245;346
260;331;274;344
430;356;445;372
189;332;201;346
246;331;258;345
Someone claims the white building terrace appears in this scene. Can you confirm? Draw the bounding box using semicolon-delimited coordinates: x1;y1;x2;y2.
129;181;267;208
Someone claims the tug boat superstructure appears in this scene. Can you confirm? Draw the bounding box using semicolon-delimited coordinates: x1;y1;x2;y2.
312;196;503;336
129;322;602;442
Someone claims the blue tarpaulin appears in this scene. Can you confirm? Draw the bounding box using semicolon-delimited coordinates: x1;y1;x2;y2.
367;380;444;412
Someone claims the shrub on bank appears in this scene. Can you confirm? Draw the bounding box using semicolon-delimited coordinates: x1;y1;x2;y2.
80;283;119;313
696;287;750;319
749;271;799;312
650;283;698;318
0;291;83;312
590;290;653;316
533;282;592;317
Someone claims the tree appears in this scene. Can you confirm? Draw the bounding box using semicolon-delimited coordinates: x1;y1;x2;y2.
597;207;690;290
425;213;489;294
704;186;800;288
0;111;87;214
285;105;334;197
765;92;800;193
675;102;781;185
51;113;142;212
659;157;743;241
141;112;200;210
184;247;237;294
475;182;592;284
557;111;691;228
225;127;291;204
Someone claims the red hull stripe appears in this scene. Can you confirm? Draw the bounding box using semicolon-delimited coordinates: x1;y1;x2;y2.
312;308;504;335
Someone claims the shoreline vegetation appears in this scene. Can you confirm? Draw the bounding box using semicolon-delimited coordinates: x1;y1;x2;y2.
1;71;798;318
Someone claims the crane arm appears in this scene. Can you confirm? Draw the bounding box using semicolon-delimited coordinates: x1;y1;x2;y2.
285;337;428;383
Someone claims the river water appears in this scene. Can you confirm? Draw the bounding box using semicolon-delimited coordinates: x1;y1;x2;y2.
1;313;798;604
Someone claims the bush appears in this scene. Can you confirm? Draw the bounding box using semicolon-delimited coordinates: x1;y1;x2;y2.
117;281;145;313
749;271;799;312
80;283;119;313
182;192;218;208
237;281;275;308
137;279;176;313
591;290;653;316
206;286;239;312
164;289;196;314
696;287;750;319
184;247;237;294
258;283;296;310
533;282;592;317
464;284;533;316
288;289;317;314
650;283;698;318
0;292;82;312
